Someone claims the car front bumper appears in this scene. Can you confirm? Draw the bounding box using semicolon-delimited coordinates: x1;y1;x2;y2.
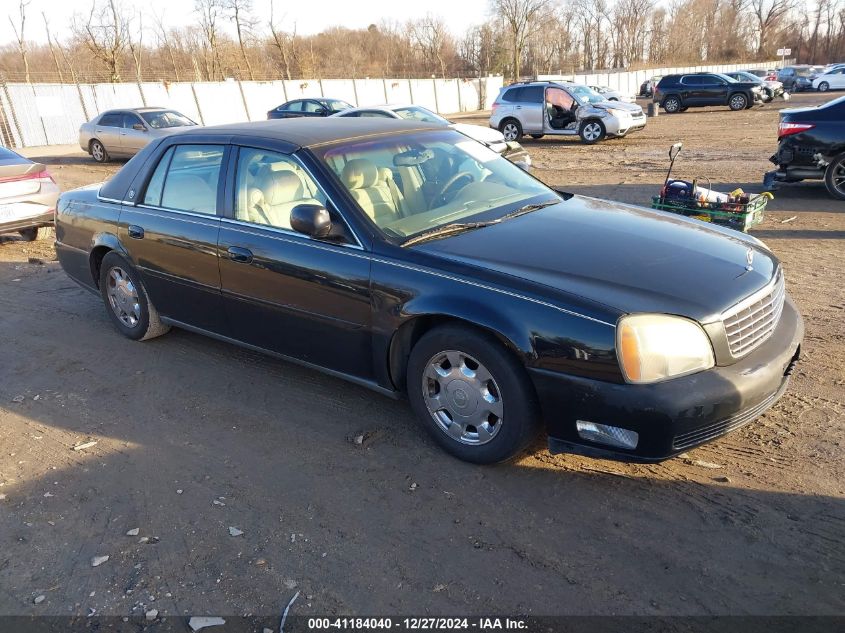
605;114;647;136
530;294;803;462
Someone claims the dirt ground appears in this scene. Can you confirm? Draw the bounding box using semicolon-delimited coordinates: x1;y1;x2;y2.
0;93;842;624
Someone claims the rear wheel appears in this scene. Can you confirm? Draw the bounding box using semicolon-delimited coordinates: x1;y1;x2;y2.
579;119;606;144
499;119;523;142
728;93;748;111
99;252;170;341
406;325;541;464
818;81;830;92
662;96;682;113
18;227;47;242
90;139;109;163
824;154;845;200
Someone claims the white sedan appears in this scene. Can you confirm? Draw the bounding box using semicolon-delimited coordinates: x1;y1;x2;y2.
330;104;531;170
812;68;845;92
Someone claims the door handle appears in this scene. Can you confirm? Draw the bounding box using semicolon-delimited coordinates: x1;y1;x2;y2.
515;105;522;109
227;246;253;264
128;225;144;239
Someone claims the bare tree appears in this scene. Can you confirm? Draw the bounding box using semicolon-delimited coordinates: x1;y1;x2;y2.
490;0;552;80
408;15;452;78
153;15;181;81
127;10;144;83
73;0;129;82
195;0;224;80
227;0;256;80
8;0;31;83
42;11;64;83
751;0;798;54
268;0;296;80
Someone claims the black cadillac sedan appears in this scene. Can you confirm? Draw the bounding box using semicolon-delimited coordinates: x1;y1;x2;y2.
55;118;803;464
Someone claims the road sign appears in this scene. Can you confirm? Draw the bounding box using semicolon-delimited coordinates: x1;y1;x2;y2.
776;48;792;56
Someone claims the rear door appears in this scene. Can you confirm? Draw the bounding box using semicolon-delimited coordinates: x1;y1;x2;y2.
94;112;124;154
119;142;227;333
515;86;544;133
217;145;374;378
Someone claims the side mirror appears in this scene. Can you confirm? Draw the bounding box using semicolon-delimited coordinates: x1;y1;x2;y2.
290;203;332;238
133;123;146;132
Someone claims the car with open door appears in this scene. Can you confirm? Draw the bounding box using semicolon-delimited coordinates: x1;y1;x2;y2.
55;118;802;465
489;81;646;144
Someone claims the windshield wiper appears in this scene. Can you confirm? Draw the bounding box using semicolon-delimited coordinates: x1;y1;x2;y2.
402;199;559;247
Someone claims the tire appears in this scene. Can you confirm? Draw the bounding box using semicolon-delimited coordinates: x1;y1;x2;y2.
406;324;541;464
578;119;606;144
824;154;845;200
728;93;748;111
18;227;48;242
99;252;170;341
530;134;544;139
90;139;109;163
818;81;830;92
679;107;689;112
662;96;681;113
499;118;523;142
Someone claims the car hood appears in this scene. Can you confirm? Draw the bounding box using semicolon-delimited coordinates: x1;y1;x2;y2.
591;101;642;113
415;195;777;323
450;123;506;145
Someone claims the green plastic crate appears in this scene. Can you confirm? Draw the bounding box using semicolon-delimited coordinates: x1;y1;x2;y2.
651;193;769;232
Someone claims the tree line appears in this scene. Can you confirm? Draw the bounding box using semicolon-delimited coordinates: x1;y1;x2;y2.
1;0;841;84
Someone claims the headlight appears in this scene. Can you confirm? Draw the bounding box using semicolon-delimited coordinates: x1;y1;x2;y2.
617;314;715;384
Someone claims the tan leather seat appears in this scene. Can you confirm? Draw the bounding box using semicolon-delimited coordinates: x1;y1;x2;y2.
162;174;216;214
247;170;320;229
341;159;399;224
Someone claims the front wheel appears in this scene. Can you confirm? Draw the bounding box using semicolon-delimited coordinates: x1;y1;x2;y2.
728;93;748;111
499;119;523;142
818;81;830;92
99;252;170;341
406;325;541;464
579;119;606;144
824;154;845;200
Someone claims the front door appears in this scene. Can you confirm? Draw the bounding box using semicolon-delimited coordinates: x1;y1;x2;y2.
217;146;373;378
120;112;150;154
119;142;227;333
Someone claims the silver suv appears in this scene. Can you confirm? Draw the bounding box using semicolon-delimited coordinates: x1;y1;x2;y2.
489;81;646;144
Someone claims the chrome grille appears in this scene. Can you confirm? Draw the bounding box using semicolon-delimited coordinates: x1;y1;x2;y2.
722;270;785;358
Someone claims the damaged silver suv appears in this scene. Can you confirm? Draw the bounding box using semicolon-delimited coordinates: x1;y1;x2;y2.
489;81;646;144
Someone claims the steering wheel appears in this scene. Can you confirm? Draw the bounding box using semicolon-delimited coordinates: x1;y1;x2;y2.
430;171;475;209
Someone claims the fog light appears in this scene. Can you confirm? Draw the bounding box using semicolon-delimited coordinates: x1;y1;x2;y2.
576;421;639;450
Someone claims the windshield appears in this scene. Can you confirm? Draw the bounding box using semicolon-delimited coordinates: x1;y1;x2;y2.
316;129;554;242
569;85;606;105
734;72;761;83
392;106;448;125
325;100;353;112
140;110;196;128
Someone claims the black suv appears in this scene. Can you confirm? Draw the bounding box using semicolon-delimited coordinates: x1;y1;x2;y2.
764;95;845;199
655;73;763;113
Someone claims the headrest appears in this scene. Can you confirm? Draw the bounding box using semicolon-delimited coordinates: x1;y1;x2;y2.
377;167;393;183
259;170;301;205
341;159;379;190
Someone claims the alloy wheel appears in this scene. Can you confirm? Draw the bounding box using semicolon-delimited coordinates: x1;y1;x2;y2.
91;141;104;161
730;94;747;110
664;98;680;113
583;122;602;141
422;350;503;445
819;82;829;92
106;267;141;328
502;123;519;141
830;161;845;196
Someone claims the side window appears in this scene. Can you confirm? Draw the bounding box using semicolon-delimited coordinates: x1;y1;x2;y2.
681;76;701;85
303;101;324;113
284;101;303;112
501;88;519;102
522;86;544;102
98;113;122;127
122;113;144;129
358;110;393;118
156;144;224;214
143;146;175;206
234;147;328;230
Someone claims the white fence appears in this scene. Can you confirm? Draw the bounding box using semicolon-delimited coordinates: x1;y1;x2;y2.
538;60;784;99
0;76;504;149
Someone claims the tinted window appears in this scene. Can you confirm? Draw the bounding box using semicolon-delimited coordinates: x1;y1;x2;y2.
520;86;544;102
501;88;519;102
122;113;144;129
143;146;175;206
303;101;325;113
98;113;122;127
358;110;394;118
234;147;327;230
283;101;303;112
153;144;224;214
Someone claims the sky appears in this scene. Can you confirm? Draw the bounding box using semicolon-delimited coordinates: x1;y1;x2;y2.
0;0;492;45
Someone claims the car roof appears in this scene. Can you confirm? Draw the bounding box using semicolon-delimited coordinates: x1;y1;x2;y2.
173;117;441;148
101;107;172;114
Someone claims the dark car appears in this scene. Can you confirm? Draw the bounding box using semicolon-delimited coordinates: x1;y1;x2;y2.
267;98;352;119
656;73;763;113
764;95;845;199
777;66;816;92
54;118;803;465
0;147;60;241
724;71;786;102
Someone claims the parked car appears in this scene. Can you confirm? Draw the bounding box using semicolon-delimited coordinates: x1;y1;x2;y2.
588;85;635;103
0;147;59;241
638;76;662;97
655;73;763;113
490;81;646;144
777;66;817;92
725;70;787;102
331;103;531;170
267;98;352;119
812;67;845;92
764;95;845;199
80;108;198;163
54;118;802;464
744;69;769;78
